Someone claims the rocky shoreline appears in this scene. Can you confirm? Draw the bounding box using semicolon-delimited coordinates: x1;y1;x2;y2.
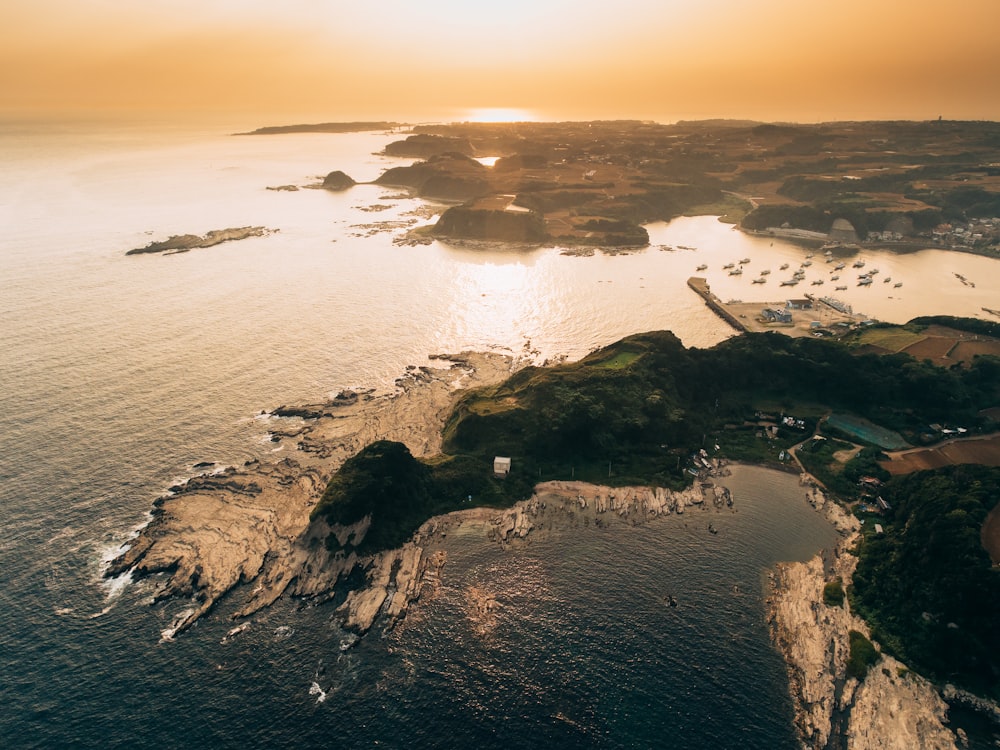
767;482;960;749
106;351;519;640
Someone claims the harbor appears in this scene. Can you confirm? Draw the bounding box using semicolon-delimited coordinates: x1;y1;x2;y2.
687;277;871;337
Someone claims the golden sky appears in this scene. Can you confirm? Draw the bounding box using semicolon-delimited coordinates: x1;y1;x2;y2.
3;0;999;123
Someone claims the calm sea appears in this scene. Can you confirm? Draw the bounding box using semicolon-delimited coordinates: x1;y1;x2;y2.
1;119;997;748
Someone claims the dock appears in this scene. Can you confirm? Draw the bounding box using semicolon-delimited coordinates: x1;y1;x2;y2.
686;277;748;333
687;277;869;337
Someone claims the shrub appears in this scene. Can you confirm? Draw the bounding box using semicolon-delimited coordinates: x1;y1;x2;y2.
846;630;879;680
823;578;845;607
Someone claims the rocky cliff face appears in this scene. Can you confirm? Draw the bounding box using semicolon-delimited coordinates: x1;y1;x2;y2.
768;484;958;750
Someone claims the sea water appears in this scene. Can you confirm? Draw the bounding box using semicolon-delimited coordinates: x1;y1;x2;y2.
1;119;998;748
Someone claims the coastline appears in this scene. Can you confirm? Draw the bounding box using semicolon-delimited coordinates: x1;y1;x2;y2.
767;481;959;749
106;351;520;640
105;340;991;744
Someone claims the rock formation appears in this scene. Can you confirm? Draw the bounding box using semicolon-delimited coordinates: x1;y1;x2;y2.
126;226;275;255
321;170;356;191
768;485;959;749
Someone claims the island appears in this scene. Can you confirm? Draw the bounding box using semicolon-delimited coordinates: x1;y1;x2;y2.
126;226;276;255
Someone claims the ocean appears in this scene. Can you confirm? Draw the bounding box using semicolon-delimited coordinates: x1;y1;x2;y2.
1;119;997;748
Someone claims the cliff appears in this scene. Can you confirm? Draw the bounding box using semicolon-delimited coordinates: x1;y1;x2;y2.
768;485;958;749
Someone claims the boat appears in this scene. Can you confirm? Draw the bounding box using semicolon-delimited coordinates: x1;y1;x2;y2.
833;262;846;270
811;279;824;285
858;277;872;286
752;277;767;284
835;285;847;290
894;282;902;288
883;276;891;283
729;267;743;275
780;279;799;286
779;263;789;270
759;269;770;275
853;259;866;268
696;264;708;271
830;275;840;281
739;257;750;264
722;262;735;269
869;268;879;275
793;269;806;278
801;260;812;267
805;253;814;259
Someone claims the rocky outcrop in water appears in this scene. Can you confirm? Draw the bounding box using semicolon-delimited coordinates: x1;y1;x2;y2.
321;171;356;191
126;226;275;255
768;485;958;749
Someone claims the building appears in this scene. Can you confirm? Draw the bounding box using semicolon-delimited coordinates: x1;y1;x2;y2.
761;307;792;323
493;456;511;478
786;298;814;310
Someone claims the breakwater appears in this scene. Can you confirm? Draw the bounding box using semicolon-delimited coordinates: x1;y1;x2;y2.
687;276;748;333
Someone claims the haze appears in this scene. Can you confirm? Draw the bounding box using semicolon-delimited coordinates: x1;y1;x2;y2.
3;0;999;123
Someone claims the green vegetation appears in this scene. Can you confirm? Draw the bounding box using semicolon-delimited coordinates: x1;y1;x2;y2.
823;578;845;607
851;465;1000;696
312;320;1000;696
846;630;880;680
311;440;531;555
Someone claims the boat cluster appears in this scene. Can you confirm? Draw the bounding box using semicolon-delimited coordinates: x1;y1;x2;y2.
699;252;904;290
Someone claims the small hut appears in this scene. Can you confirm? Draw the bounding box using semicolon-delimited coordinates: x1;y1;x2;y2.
493;456;512;478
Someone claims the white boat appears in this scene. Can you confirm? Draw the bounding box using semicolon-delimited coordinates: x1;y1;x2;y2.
831;275;840;281
739;257;751;264
834;262;846;270
780;279;799;286
811;279;824;285
696;264;708;271
722;262;735;269
853;259;866;268
729;267;743;275
801;260;812;267
752;277;767;284
759;269;770;275
858;277;872;286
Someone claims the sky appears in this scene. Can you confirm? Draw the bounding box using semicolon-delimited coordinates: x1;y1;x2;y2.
3;0;999;124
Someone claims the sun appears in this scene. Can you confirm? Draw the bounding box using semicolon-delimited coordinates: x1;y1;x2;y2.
463;108;537;123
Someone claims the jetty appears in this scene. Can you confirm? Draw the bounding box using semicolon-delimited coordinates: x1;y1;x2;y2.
688;277;871;337
687;277;748;333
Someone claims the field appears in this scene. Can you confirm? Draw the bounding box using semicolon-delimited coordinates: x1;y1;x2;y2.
880;433;1000;475
853;324;1000;367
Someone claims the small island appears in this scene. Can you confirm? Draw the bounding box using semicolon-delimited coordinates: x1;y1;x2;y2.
126;226;276;255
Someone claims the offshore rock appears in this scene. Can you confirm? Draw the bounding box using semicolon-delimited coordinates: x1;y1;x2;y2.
321;170;356;191
126;226;275;255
